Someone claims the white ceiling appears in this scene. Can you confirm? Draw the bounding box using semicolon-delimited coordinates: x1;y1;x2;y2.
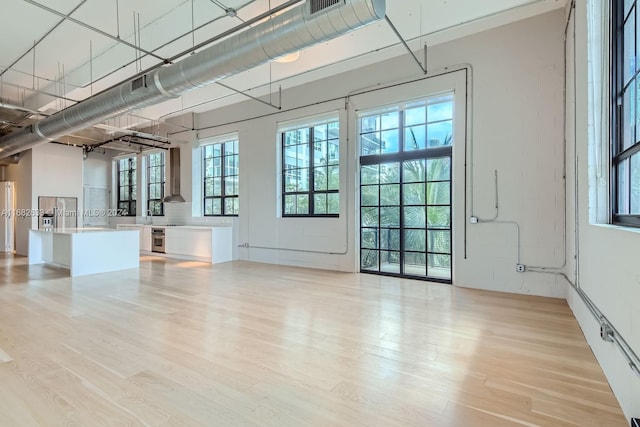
0;0;566;139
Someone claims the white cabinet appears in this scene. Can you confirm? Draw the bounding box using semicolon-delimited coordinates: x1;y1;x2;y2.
140;227;151;251
116;224;232;263
165;228;212;258
117;225;149;251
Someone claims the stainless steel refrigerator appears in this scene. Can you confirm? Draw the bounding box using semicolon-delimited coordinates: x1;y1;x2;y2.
0;182;15;253
38;196;78;229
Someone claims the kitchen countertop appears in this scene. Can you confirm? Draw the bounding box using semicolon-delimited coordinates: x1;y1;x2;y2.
31;227;132;234
117;224;232;230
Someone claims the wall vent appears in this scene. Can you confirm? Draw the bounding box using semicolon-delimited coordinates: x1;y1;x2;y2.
310;0;342;15
131;75;147;91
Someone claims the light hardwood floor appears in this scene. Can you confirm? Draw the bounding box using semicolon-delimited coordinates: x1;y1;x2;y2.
0;254;627;426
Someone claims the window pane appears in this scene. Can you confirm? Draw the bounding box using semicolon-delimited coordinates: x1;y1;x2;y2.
428;230;451;254
297;169;310;192
361;186;379;206
427;182;450;205
623;83;636;150
361;165;379;185
297;145;310;168
381;111;399;130
213;178;222;196
360;131;381;156
427;157;451;181
404;230;426;252
631;153;640;214
327;141;339;165
428;97;454;121
361;249;379;271
427;120;453;147
405;125;426;151
204;198;213;215
204;178;214;197
624;14;636;84
403;160;425;183
428;254;451;279
381;129;400;154
361;207;379;227
212;198;222;215
405;106;426;126
380;162;400;183
361;228;378;249
427;206;451;228
380;251;400;274
380;206;400;227
314;141;327;166
404;206;426;228
284;195;296;215
315;167;328;191
296;195;309;215
314;194;327;215
314;124;328;142
380;184;400;206
619;159;630;214
224;198;237;215
327;193;339;215
284;146;297;169
380;229;400;250
404;252;426;276
403;183;425;205
327;166;339;191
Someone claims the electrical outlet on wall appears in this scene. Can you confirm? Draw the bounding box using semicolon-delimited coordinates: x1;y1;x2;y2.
516;264;526;273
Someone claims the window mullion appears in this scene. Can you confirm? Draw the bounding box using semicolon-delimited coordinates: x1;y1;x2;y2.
309;126;315;215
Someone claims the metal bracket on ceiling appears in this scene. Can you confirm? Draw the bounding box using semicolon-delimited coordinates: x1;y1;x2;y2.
216;81;282;110
384;15;428;75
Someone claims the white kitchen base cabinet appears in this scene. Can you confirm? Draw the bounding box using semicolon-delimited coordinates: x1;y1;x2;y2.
117;225;232;263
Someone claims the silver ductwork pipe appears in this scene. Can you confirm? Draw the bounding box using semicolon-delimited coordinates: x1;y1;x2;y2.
0;0;385;159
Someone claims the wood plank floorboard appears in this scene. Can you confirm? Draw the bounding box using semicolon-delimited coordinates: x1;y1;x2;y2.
0;254;627;426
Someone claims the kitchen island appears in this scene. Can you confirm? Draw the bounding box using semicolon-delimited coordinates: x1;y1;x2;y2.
29;228;140;276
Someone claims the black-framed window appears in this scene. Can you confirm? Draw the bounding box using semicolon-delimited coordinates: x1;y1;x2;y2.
147;152;165;216
359;94;453;283
612;0;640;226
117;156;136;216
203;139;239;216
282;120;339;216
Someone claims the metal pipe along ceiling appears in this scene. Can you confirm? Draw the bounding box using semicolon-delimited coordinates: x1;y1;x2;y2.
0;0;385;159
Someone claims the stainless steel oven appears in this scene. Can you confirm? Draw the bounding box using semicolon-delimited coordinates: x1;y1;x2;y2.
151;228;165;253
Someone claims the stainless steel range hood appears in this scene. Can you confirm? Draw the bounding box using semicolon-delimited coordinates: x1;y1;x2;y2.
164;147;185;203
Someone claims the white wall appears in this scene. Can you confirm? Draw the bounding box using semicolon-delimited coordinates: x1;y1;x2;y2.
568;0;640;419
83;150;112;227
5;150;32;256
182;10;567;293
31;143;84;228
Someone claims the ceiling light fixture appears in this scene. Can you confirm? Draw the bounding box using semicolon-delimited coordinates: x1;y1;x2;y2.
274;51;300;63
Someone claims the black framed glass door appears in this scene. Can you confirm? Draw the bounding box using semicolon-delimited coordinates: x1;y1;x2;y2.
358;94;453;283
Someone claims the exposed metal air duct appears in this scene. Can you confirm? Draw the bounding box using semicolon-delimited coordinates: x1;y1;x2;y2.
0;0;385;159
